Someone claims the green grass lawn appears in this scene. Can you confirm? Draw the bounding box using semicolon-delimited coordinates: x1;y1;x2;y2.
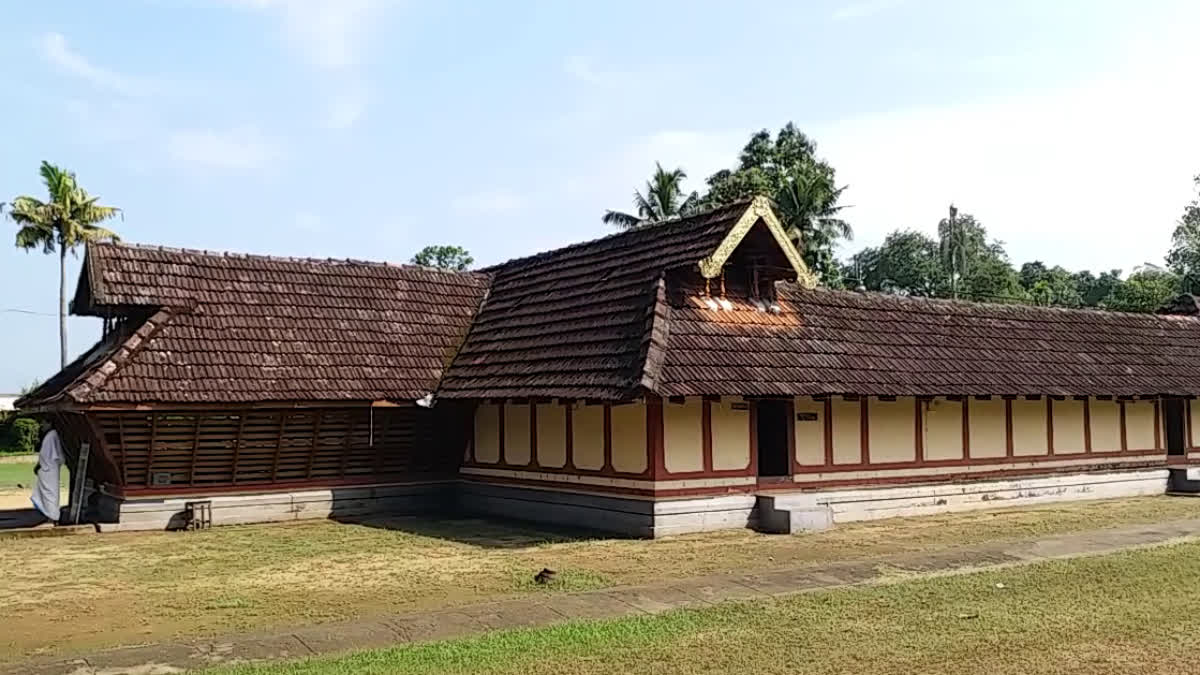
212;540;1200;675
2;496;1200;664
0;455;67;491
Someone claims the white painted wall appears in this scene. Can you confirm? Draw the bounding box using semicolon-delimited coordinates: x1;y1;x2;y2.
0;395;17;412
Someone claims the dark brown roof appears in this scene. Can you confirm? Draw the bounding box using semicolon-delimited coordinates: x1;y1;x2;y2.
657;284;1200;398
436;200;755;400
20;243;489;407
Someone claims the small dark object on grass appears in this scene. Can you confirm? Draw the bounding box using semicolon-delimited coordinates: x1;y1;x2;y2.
534;568;557;584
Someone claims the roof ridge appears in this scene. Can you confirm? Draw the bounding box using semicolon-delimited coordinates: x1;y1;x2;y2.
481;197;757;273
788;285;1200;322
88;240;491;280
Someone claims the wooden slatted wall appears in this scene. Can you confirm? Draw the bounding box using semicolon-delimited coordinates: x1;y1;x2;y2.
92;405;455;490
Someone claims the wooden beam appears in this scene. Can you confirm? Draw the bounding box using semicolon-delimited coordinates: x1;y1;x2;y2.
339;413;356;479
116;414;128;486
270;412;287;482
529;403;540;469
1004;399;1014;458
1083;398;1092;454
823;398;834;467
1119;400;1129;451
914;398;924;463
860;397;869;464
701;398;713;473
231;411;248;485
189;413;203;486
602;403;613;472
961;397;971;460
305;410;324;479
144;413;159;487
1046;397;1055;456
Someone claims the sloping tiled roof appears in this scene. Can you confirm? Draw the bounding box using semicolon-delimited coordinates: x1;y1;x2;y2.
436;200;754;400
657;284;1200;398
20;243;490;406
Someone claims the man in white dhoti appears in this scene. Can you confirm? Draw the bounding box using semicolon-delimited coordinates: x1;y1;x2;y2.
31;423;64;523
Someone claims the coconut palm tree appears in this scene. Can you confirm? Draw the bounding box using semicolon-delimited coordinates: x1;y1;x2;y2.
774;166;852;280
602;163;700;229
8;162;120;368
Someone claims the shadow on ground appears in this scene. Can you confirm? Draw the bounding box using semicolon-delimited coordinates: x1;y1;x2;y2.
330;513;609;549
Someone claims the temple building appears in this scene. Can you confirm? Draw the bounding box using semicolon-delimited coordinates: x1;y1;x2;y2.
18;197;1200;535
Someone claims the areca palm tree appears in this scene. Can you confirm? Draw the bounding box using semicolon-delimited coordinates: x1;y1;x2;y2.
8;162;120;368
602;163;700;229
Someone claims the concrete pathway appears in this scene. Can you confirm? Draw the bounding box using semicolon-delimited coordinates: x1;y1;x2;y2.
9;517;1200;675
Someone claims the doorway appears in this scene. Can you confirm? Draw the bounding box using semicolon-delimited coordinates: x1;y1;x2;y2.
1163;398;1187;456
756;399;791;477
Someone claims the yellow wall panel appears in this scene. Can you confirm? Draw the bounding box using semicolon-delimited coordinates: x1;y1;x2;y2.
923;398;964;461
1090;399;1122;451
1010;398;1048;456
794;397;825;466
712;399;750;471
536;403;567;468
968;398;1007;458
831;398;862;465
474;404;500;464
503;403;532;466
572;404;605;470
610;402;647;474
1190;401;1200;448
1126;400;1157;450
1051;399;1086;454
664;398;704;473
868;398;916;463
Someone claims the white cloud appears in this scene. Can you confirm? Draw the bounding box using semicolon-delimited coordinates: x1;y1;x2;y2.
295;211;324;232
230;0;393;70
326;88;368;130
166;128;279;170
832;0;906;21
452;189;526;215
39;32;147;97
809;38;1200;271
227;1;393;129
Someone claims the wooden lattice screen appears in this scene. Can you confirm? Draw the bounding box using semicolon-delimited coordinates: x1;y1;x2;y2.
92;406;452;489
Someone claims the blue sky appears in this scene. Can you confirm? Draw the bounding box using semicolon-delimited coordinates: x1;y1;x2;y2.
2;0;1199;392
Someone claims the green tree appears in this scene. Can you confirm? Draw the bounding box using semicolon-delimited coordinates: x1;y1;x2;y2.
1071;270;1123;307
958;249;1027;303
702;123;851;282
602;163;699;229
937;210;988;298
849;230;942;296
1166;175;1200;293
411;245;474;271
7;162;120;368
1104;266;1179;312
1020;263;1082;307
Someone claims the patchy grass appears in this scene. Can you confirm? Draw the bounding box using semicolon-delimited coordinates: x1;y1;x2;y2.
213;541;1200;675
2;496;1200;663
0;458;38;490
0;456;67;510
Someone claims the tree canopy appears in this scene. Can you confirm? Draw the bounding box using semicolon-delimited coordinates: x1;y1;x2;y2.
602;163;699;229
601;121;1196;314
411;245;474;271
702;123;851;283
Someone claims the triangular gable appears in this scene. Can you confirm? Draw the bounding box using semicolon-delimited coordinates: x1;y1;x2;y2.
696;196;817;288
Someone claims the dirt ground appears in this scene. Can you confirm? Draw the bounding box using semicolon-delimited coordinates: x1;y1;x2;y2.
3;496;1200;664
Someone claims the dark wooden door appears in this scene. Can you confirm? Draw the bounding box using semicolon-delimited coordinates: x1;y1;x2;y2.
1163;398;1187;456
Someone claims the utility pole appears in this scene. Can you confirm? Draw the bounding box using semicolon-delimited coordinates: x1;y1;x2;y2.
948;203;959;300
